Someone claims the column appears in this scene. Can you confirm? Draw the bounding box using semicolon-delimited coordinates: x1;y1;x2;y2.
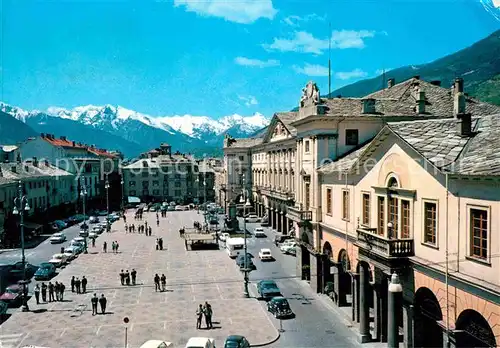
272;209;276;229
374;281;388;342
267;207;271;221
359;264;371;343
388;273;403;348
352;274;360;323
283;215;288;234
333;265;348;306
403;304;414;348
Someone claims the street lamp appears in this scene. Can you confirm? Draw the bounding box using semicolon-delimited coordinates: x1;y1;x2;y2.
240;175;251;298
105;176;110;232
13;180;31;312
120;178;124;211
80;177;88;254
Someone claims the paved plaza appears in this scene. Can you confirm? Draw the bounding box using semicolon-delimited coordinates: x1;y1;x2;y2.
0;211;278;348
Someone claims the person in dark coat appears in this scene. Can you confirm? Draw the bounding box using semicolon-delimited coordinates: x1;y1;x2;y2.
41;282;47;302
196;304;204;329
103;241;107;253
119;270;125;285
75;277;81;294
99;294;107;314
125;270;130;286
34;284;40;304
54;282;60;301
91;293;98;315
81;276;88;293
71;276;76;292
60;282;65;301
131;269;137;285
154;274;160;292
48;282;55;302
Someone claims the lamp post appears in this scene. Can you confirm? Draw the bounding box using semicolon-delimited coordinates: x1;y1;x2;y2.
240;175;250;298
13;180;31;312
105;176;110;232
388;272;403;348
120;178;124;212
80;177;88;254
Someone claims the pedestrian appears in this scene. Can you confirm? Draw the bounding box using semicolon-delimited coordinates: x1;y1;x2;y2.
41;282;47;302
125;270;130;286
159;238;163;250
154;274;160;292
157;219;159;227
99;294;107;314
160;274;166;292
48;282;55;302
81;276;88;293
204;301;213;329
131;269;137;285
54;282;60;301
34;284;40;304
75;277;81;294
196;304;204;329
123;215;127;224
71;276;76;292
111;241;115;253
115;241;119;253
103;241;107;253
60;246;65;254
156;239;159;250
120;270;125;285
60;282;65;301
125;224;128;233
91;237;96;247
91;293;98;315
149;226;152;236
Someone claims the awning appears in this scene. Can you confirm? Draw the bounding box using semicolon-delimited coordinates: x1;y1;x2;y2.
128;196;141;204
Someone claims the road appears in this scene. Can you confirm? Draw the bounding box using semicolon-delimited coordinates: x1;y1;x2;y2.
241;220;358;348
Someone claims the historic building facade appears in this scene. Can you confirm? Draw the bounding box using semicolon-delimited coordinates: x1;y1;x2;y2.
224;76;500;347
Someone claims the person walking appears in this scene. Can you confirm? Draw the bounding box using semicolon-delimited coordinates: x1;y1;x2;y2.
91;237;96;248
91;293;98;315
125;270;130;286
119;270;125;285
154;274;160;292
34;284;40;304
75;277;81;294
160;274;166;292
48;282;55;302
81;276;88;293
156;239;159;250
115;241;120;253
41;282;47;302
54;282;60;301
71;276;76;292
131;269;137;285
196;304;204;329
204;301;213;329
103;241;107;253
60;282;65;301
99;294;107;314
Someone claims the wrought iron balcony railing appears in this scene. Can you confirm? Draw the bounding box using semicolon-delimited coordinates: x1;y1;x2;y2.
287;205;312;222
356;226;414;258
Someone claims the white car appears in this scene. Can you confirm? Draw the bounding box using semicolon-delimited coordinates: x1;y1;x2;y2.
219;232;230;242
63;246;79;260
92;225;103;234
139;340;173;348
281;241;297;253
49;233;66;244
79;229;89;237
254;227;266;238
245;214;259;223
89;231;98;239
185;337;215;348
259;248;273;261
48;253;68;268
89;216;99;223
175;205;183;211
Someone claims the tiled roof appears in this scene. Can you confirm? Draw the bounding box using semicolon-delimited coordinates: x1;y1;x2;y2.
87;147;117;159
0;161;73;181
42;135;86;149
317;143;371;174
123;155;195;169
228;137;263;148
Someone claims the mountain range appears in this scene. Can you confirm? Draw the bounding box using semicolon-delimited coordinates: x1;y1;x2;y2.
0;102;269;158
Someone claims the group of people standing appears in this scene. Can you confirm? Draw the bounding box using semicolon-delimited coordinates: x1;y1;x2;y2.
153;273;168;292
33;281;66;304
70;275;88;293
155;238;164;250
125;223;152;236
102;241;120;253
196;302;214;329
119;269;137;286
90;293;107;315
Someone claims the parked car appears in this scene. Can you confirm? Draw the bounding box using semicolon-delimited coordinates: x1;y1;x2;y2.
281;242;297;255
53;220;67;229
34;262;57;280
48;253;68;268
175;205;183;211
50;232;67;244
219;232;230;242
267;296;294;318
258;248;273;261
185;337;216;348
139;340;173;348
92;225;104;234
89;231;98;239
274;233;293;246
69;240;85;253
236;254;255;270
5;261;39;281
0;284;23;306
89;216;99;224
257;280;281;301
260;216;270;227
244;214;259;223
254;227;266;238
223;335;250;348
79;229;89;237
63;246;79;261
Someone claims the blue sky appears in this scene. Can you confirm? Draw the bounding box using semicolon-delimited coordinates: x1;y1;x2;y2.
1;0;499;118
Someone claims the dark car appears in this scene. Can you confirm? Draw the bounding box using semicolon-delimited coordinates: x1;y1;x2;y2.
236;254;255;270
6;261;39;281
223;335;250;348
274;233;293;246
257;280;281;301
0;284;23;306
34;262;57;280
267;296;294;318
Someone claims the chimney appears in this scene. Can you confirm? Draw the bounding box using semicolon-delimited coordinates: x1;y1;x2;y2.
454;92;466;116
417;91;426;114
387;78;395;88
430;80;441;86
362;98;376;114
454;78;464;93
456;113;472;137
60;136;67;141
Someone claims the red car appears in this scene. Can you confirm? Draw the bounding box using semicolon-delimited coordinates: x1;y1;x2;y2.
0;284;23;306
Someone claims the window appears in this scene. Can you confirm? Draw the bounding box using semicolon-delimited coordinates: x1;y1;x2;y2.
470;208;488;260
401;200;410;238
377;197;385;236
305;140;310;153
342;190;350;220
239;156;244;161
345;129;359;146
388;197;398;238
362;193;370;225
305;183;310;210
129;181;136;187
424;202;437;245
326;188;332;215
152;180;159;186
142;181;149;187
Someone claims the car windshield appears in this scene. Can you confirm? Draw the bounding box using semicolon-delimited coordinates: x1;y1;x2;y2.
224;341;241;348
53;255;63;260
6;287;19;294
40;263;52;268
261;281;278;288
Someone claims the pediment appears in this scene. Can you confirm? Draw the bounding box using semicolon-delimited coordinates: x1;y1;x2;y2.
263;116;291;143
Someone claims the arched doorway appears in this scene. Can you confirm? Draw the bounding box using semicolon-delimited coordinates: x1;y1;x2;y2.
321;242;334;293
414;287;443;348
300;232;311;281
455;309;497;348
337;249;352;306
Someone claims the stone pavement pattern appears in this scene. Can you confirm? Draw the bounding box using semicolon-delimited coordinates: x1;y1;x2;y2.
0;211;278;348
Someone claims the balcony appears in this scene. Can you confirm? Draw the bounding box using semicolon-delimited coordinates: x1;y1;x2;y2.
355;226;414;259
287;205;312;223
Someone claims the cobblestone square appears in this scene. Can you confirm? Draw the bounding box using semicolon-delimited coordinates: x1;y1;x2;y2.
0;211;278;348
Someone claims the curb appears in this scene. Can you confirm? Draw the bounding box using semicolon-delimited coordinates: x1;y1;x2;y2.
316;293;353;328
250;331;281;347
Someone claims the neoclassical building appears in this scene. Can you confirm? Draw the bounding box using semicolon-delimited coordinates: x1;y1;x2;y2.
223;76;500;347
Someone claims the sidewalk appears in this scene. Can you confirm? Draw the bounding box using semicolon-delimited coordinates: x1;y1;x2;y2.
0;210;278;348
